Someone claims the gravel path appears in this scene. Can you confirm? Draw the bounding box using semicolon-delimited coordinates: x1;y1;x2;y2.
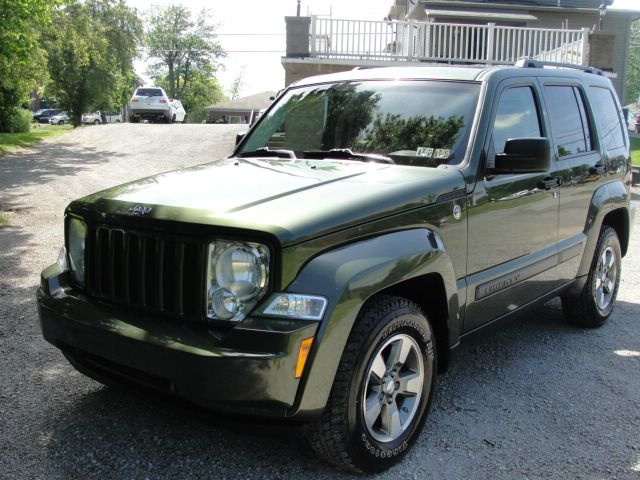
1;124;639;479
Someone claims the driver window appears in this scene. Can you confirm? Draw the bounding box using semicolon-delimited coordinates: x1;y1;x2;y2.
492;87;541;154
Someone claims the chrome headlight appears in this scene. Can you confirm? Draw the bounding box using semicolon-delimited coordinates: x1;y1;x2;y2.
67;217;87;285
206;240;270;322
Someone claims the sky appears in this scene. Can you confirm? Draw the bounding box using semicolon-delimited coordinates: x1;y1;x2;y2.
126;0;640;99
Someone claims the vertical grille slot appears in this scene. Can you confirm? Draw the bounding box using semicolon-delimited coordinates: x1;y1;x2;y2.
143;236;156;308
182;243;199;315
84;225;203;320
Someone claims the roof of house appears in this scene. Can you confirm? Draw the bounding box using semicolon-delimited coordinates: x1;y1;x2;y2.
407;0;638;18
204;91;277;112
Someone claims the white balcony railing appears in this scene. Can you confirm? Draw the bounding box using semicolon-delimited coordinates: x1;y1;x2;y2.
310;17;588;66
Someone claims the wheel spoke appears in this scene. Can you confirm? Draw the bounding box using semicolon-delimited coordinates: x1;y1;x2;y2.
597;288;606;308
606;250;615;270
364;393;382;428
604;278;614;294
599;254;607;274
370;354;386;383
386;337;412;370
380;401;402;437
397;370;422;395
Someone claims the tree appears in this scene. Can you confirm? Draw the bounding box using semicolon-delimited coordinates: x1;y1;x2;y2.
0;0;63;131
145;6;225;100
626;20;640;105
44;0;142;126
229;67;246;100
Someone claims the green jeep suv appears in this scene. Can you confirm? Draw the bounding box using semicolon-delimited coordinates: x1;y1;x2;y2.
38;60;635;473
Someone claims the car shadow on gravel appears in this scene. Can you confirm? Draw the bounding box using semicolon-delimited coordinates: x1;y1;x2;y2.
41;384;337;479
0;141;124;212
39;299;640;480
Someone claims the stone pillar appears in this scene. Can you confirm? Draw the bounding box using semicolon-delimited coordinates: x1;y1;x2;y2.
587;30;615;70
285;16;311;58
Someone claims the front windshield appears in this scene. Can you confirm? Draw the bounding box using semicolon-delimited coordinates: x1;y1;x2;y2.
239;80;480;167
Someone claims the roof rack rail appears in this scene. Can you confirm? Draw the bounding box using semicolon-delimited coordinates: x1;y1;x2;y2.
514;58;603;76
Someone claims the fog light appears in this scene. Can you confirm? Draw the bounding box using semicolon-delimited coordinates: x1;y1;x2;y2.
263;294;327;321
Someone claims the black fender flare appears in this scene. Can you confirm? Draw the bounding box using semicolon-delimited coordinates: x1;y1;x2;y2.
577;180;631;278
285;228;460;418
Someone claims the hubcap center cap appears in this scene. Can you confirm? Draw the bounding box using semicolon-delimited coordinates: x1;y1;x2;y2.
383;379;395;395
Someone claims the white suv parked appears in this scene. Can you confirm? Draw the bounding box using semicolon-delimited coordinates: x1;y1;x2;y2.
128;87;172;123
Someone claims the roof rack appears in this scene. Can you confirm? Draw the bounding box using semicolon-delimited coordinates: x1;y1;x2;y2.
514;58;603;76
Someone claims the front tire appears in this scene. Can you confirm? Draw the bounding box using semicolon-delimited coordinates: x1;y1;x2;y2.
93;119;100;125
58;120;64;125
561;226;621;328
307;295;436;473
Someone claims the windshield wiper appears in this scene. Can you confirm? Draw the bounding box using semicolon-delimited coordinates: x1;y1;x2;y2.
237;147;296;159
303;148;395;164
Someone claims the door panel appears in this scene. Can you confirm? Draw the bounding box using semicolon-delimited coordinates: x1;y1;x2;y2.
465;80;560;332
542;83;607;283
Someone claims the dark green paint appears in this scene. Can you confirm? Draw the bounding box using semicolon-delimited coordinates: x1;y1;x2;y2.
38;65;633;420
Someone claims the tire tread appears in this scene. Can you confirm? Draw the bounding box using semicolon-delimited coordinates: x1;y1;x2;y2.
561;226;620;328
306;294;426;473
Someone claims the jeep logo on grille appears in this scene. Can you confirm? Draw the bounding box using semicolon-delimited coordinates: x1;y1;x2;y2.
128;204;152;216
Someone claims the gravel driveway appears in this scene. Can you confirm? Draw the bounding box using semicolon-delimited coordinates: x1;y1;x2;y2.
1;124;639;479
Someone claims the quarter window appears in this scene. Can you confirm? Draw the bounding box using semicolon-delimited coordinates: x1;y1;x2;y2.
589;86;625;151
544;86;592;158
492;87;541;154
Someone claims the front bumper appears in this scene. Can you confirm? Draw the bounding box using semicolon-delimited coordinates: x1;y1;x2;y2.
37;264;319;419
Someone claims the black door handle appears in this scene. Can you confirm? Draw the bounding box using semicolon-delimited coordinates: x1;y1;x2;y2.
590;164;608;175
538;176;561;190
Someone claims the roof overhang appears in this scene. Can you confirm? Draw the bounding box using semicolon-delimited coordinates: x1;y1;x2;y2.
422;9;538;22
409;1;638;17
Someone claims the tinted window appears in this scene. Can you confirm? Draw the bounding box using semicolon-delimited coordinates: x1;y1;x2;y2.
589;86;625;151
492;87;541;154
240;80;480;167
544;86;590;157
136;88;163;97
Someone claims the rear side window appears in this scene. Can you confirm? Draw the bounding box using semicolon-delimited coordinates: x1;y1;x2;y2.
492;86;541;154
544;85;592;158
136;88;163;97
589;86;625;151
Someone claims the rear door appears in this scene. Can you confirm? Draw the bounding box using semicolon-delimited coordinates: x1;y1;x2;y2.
465;78;560;331
540;80;610;283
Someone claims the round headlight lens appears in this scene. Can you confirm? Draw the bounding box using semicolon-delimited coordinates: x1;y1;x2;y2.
215;245;267;300
206;241;270;321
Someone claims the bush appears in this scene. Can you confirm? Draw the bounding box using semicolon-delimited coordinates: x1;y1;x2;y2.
5;109;32;133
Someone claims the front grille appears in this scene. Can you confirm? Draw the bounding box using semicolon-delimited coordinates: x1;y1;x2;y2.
85;225;204;319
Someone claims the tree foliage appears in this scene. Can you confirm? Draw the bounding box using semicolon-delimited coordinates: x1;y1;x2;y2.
626;20;640;105
229;67;246;100
145;6;225;100
44;0;142;126
0;0;63;131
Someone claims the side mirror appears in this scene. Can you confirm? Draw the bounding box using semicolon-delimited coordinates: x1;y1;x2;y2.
492;137;550;174
235;132;247;146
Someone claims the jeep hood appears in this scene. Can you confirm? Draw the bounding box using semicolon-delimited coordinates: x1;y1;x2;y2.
72;157;465;246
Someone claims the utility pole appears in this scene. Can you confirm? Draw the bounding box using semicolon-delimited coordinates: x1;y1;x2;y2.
297;0;301;17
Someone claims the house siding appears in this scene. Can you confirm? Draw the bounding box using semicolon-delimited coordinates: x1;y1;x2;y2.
528;11;628;99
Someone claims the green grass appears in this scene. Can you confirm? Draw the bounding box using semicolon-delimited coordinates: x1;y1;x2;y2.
0;124;73;155
631;136;640;167
0;213;8;228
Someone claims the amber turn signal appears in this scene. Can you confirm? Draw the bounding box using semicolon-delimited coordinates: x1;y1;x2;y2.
295;337;314;379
